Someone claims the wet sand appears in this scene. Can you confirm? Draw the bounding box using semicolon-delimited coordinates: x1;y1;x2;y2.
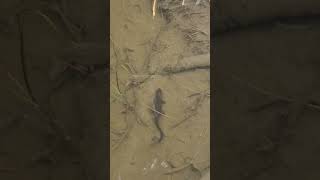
110;0;210;180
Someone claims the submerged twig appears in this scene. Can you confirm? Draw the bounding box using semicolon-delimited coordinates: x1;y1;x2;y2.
34;10;59;32
111;103;133;151
142;25;168;72
164;163;192;175
17;14;37;104
132;90;148;127
172;92;207;128
153;0;157;18
111;125;130;151
160;53;210;75
162;64;209;75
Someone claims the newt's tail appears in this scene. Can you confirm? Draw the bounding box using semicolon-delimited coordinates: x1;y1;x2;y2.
155;121;164;143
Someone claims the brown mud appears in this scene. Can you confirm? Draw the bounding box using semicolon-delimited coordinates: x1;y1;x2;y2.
110;0;210;180
214;1;320;179
0;0;107;179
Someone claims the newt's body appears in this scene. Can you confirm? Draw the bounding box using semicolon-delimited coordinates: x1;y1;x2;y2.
153;88;165;142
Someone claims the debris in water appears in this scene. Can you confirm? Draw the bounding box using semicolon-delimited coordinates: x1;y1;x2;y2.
153;0;157;18
161;161;169;168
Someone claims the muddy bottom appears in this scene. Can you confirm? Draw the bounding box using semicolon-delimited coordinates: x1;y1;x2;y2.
214;16;320;180
0;0;107;179
110;0;210;180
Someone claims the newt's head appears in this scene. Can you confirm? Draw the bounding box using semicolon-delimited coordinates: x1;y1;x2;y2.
155;88;165;104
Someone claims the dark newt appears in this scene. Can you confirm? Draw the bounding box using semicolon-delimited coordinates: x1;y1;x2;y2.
152;88;165;143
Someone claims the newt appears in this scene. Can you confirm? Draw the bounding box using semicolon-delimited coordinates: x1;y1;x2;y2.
152;88;165;143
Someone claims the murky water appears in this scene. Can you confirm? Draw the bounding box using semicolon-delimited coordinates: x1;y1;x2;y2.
110;0;210;179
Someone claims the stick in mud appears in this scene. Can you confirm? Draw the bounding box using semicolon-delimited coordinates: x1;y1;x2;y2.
160;53;210;75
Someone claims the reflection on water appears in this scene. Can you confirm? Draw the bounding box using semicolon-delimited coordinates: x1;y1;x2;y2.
110;0;210;179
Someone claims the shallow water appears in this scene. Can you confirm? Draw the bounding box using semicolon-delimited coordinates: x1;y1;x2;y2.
110;0;210;179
